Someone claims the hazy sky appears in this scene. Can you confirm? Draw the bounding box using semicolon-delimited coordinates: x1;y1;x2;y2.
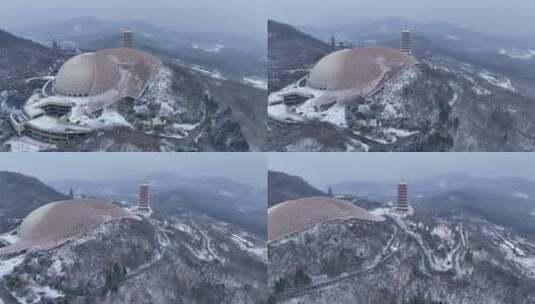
270;0;535;35
0;153;266;188
269;153;535;189
0;0;266;34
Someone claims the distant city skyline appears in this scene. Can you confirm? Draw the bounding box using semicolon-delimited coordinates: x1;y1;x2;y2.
268;153;535;189
0;153;266;189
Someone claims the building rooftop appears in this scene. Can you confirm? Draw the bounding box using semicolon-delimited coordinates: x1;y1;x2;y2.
307;47;417;93
268;197;385;241
0;199;138;255
52;47;160;101
53;52;120;97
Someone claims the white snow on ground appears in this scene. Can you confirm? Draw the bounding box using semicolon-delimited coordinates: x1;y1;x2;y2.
231;234;267;262
268;79;353;127
5;136;57;152
345;138;370;152
426;61;452;73
370;207;389;216
159;122;200;139
376;67;418;121
190;65;226;80
295;101;347;128
462;73;492;96
446;34;460;40
47;259;64;277
173;222;193;235
431;225;454;242
173;123;197;131
82;106;132;129
0;255;25;277
499;48;535;60
268;103;304;123
181;223;225;264
511;191;531;199
478;71;516;92
242;77;268;90
383;127;419;138
192;43;225;53
472;85;492;96
159;101;175;117
390;214;456;272
449;92;458;106
495;230;535;276
0;232;19;245
218;190;236;197
16;286;65;303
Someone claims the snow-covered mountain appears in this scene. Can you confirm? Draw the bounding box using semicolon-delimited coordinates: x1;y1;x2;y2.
268;172;535;303
0;172;267;303
267;171;326;207
268;20;535;152
0;172;68;233
0;27;265;152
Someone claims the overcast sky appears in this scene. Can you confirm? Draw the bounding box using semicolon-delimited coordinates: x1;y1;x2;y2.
0;0;266;34
0;153;266;188
269;153;535;189
270;0;534;35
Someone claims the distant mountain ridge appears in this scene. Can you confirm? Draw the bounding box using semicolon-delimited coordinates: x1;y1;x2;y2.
0;27;59;81
332;173;535;199
0;171;68;233
300;16;527;50
331;172;535;234
16;17;266;79
268;19;333;93
268;171;326;207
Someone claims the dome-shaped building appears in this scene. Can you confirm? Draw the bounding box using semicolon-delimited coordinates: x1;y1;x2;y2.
307;47;416;92
53;52;121;97
268;197;385;241
0;199;138;255
15;46;162;144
